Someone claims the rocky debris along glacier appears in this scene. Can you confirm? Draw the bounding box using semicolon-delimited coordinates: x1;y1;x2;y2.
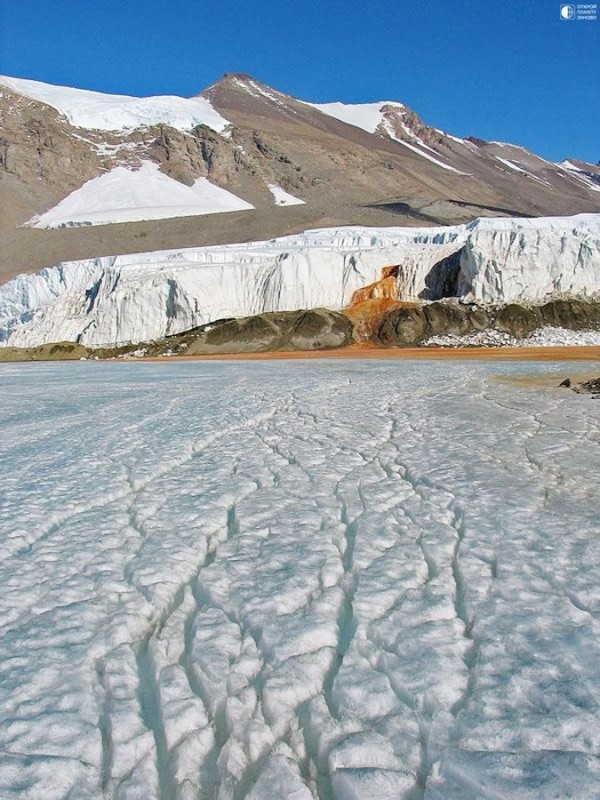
377;299;600;346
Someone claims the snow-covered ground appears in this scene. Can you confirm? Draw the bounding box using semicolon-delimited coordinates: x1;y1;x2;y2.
27;162;254;228
0;75;231;133
1;215;599;347
1;359;599;799
308;100;406;133
267;184;305;206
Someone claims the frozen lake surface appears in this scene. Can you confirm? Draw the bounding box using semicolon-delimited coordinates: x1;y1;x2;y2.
1;359;599;799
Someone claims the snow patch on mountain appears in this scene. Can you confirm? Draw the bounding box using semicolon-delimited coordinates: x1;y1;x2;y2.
561;164;600;193
394;137;466;173
496;156;527;174
232;76;289;109
1;215;598;347
434;128;468;145
26;162;254;228
312;100;467;173
308;100;405;133
560;160;582;172
0;74;232;133
267;184;305;206
494;156;552;187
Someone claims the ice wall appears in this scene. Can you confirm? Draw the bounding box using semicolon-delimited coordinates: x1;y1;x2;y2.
458;219;600;303
1;215;598;346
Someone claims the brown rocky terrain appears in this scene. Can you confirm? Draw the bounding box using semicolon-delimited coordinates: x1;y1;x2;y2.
377;299;600;346
1;73;599;285
2;299;598;363
181;308;353;355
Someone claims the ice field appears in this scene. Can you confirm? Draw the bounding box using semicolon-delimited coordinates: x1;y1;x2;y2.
1;359;599;799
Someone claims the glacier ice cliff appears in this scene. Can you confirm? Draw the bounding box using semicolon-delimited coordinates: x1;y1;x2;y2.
0;215;599;347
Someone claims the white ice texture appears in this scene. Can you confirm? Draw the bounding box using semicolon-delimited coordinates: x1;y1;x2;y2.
1;215;599;347
0;75;232;133
27;162;255;228
1;359;599;799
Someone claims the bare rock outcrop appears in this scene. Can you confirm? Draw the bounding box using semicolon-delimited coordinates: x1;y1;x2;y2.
179;308;353;355
377;300;600;346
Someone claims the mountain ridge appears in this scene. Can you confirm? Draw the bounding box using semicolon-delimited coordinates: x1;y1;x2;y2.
1;72;599;284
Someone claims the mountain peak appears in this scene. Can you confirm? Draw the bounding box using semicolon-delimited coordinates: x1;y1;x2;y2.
202;72;296;102
221;72;256;82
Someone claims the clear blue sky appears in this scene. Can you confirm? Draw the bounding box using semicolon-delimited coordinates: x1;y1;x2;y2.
1;0;598;163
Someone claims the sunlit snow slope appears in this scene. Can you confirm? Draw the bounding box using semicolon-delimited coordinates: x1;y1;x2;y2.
1;214;599;347
0;74;232;133
1;360;599;799
27;162;254;228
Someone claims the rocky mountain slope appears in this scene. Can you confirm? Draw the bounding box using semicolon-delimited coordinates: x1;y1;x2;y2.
1;73;599;283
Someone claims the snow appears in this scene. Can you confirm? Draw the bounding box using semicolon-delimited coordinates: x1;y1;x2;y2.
310;100;469;174
232;76;290;110
267;184;305;206
1;358;599;799
1;214;599;347
566;170;600;194
394;138;465;173
27;162;254;228
308;100;404;134
495;156;527;174
310;101;466;173
434;129;468;145
0;74;231;134
560;159;583;172
494;157;552;187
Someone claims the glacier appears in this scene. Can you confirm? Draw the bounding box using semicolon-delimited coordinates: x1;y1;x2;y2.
0;214;599;347
0;359;599;799
0;74;232;134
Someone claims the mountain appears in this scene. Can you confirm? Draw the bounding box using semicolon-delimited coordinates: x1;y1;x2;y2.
1;72;600;284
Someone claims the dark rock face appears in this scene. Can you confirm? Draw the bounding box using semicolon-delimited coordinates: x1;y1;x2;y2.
539;300;600;329
377;302;494;345
468;307;493;331
377;307;428;345
423;303;471;336
376;299;600;346
494;304;541;338
572;377;600;396
181;308;353;354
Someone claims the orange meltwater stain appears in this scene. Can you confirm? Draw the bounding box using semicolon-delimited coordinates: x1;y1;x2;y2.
341;264;418;340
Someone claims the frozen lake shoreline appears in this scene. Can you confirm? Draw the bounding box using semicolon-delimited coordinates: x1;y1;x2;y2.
1;360;599;799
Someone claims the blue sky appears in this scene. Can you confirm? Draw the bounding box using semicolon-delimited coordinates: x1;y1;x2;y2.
1;0;598;162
